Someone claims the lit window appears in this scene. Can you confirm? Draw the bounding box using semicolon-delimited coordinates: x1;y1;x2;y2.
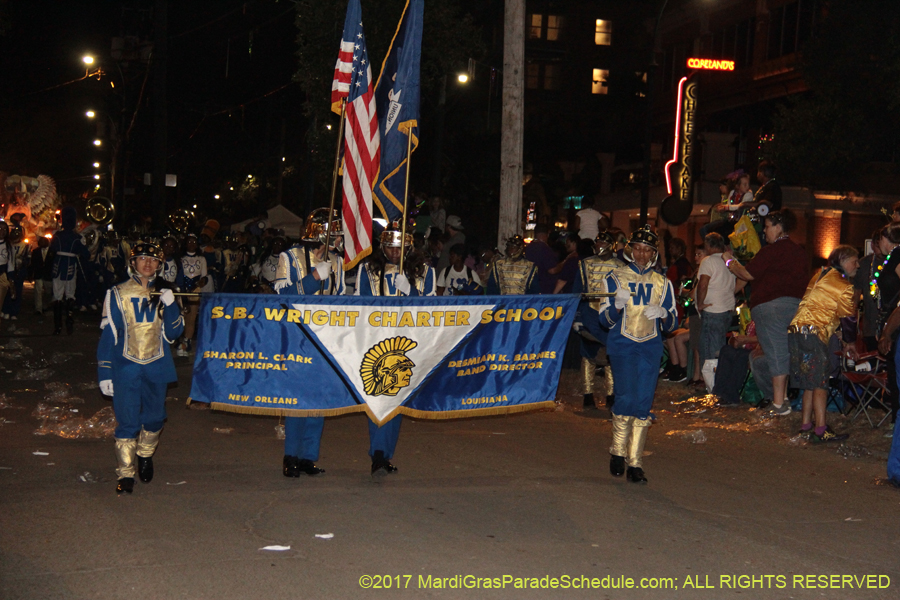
543;64;560;90
529;14;543;39
546;15;564;41
526;64;540;89
595;19;612;46
592;69;609;95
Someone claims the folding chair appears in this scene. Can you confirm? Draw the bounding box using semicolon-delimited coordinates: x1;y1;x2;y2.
838;338;891;428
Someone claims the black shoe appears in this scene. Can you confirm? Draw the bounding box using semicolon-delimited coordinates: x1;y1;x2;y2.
137;456;154;483
297;458;325;476
610;455;625;477
667;366;688;383
583;393;596;409
371;451;398;477
810;427;849;444
283;455;300;478
116;477;135;494
626;467;647;484
659;366;672;379
371;460;398;477
606;394;615;410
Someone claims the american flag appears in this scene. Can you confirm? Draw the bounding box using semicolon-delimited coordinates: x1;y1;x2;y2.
331;0;379;270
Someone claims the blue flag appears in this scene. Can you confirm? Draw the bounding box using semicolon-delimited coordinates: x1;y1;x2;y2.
372;0;424;223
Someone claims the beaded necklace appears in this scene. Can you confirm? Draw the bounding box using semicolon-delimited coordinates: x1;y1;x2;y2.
871;250;895;304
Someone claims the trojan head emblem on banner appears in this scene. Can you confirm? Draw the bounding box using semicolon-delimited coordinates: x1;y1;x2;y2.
360;336;417;396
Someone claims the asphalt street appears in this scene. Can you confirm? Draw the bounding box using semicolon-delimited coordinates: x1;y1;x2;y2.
1;290;898;600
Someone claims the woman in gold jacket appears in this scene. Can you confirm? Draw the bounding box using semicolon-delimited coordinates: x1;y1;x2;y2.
788;245;859;443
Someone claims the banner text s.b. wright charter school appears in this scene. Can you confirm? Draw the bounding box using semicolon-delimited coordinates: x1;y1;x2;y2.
188;294;578;424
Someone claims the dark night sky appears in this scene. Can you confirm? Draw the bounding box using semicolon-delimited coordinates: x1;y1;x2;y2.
0;0;305;215
1;0;498;226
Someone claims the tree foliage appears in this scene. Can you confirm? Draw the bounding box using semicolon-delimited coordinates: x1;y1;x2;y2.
771;0;900;189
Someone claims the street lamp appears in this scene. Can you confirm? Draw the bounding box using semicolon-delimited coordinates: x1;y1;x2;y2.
85;110;96;118
457;73;469;83
93;162;100;168
93;139;102;146
82;55;94;66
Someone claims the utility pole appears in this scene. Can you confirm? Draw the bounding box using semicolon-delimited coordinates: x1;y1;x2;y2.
152;0;168;225
498;0;525;249
640;0;670;226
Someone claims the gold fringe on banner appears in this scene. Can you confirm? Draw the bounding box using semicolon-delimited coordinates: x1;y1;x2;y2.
204;400;559;422
398;401;557;421
208;403;365;418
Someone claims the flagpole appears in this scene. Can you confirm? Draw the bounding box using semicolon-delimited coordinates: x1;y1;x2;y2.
324;100;347;292
398;129;413;276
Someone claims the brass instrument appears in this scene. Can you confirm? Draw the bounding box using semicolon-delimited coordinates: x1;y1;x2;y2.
85;196;115;226
167;208;196;235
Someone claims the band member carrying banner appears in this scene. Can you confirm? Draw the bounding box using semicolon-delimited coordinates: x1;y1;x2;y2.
599;226;678;484
573;230;623;410
98;243;184;494
271;209;345;478
355;227;436;476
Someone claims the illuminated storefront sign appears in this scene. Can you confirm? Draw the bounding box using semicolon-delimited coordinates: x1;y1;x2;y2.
664;76;697;202
686;58;735;71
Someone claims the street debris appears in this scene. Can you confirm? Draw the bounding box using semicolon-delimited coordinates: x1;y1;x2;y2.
33;405;117;439
666;429;707;444
259;545;291;551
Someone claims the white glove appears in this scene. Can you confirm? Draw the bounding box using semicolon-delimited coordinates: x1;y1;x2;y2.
159;289;176;306
315;261;332;281
394;273;411;296
643;304;668;320
100;380;114;396
273;279;290;292
614;286;631;310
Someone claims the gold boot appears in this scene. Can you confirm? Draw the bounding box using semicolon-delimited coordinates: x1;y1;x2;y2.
115;438;137;493
626;417;651;483
609;414;632;476
582;358;596;408
136;428;161;483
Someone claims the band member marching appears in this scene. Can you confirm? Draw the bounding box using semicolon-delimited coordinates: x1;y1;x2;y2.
599;226;677;484
573;230;623;410
486;235;539;295
177;233;209;356
355;227;436;476
50;206;90;335
272;209;345;478
98;243;184;494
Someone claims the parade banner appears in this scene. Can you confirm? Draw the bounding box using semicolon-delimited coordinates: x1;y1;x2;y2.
189;293;578;424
